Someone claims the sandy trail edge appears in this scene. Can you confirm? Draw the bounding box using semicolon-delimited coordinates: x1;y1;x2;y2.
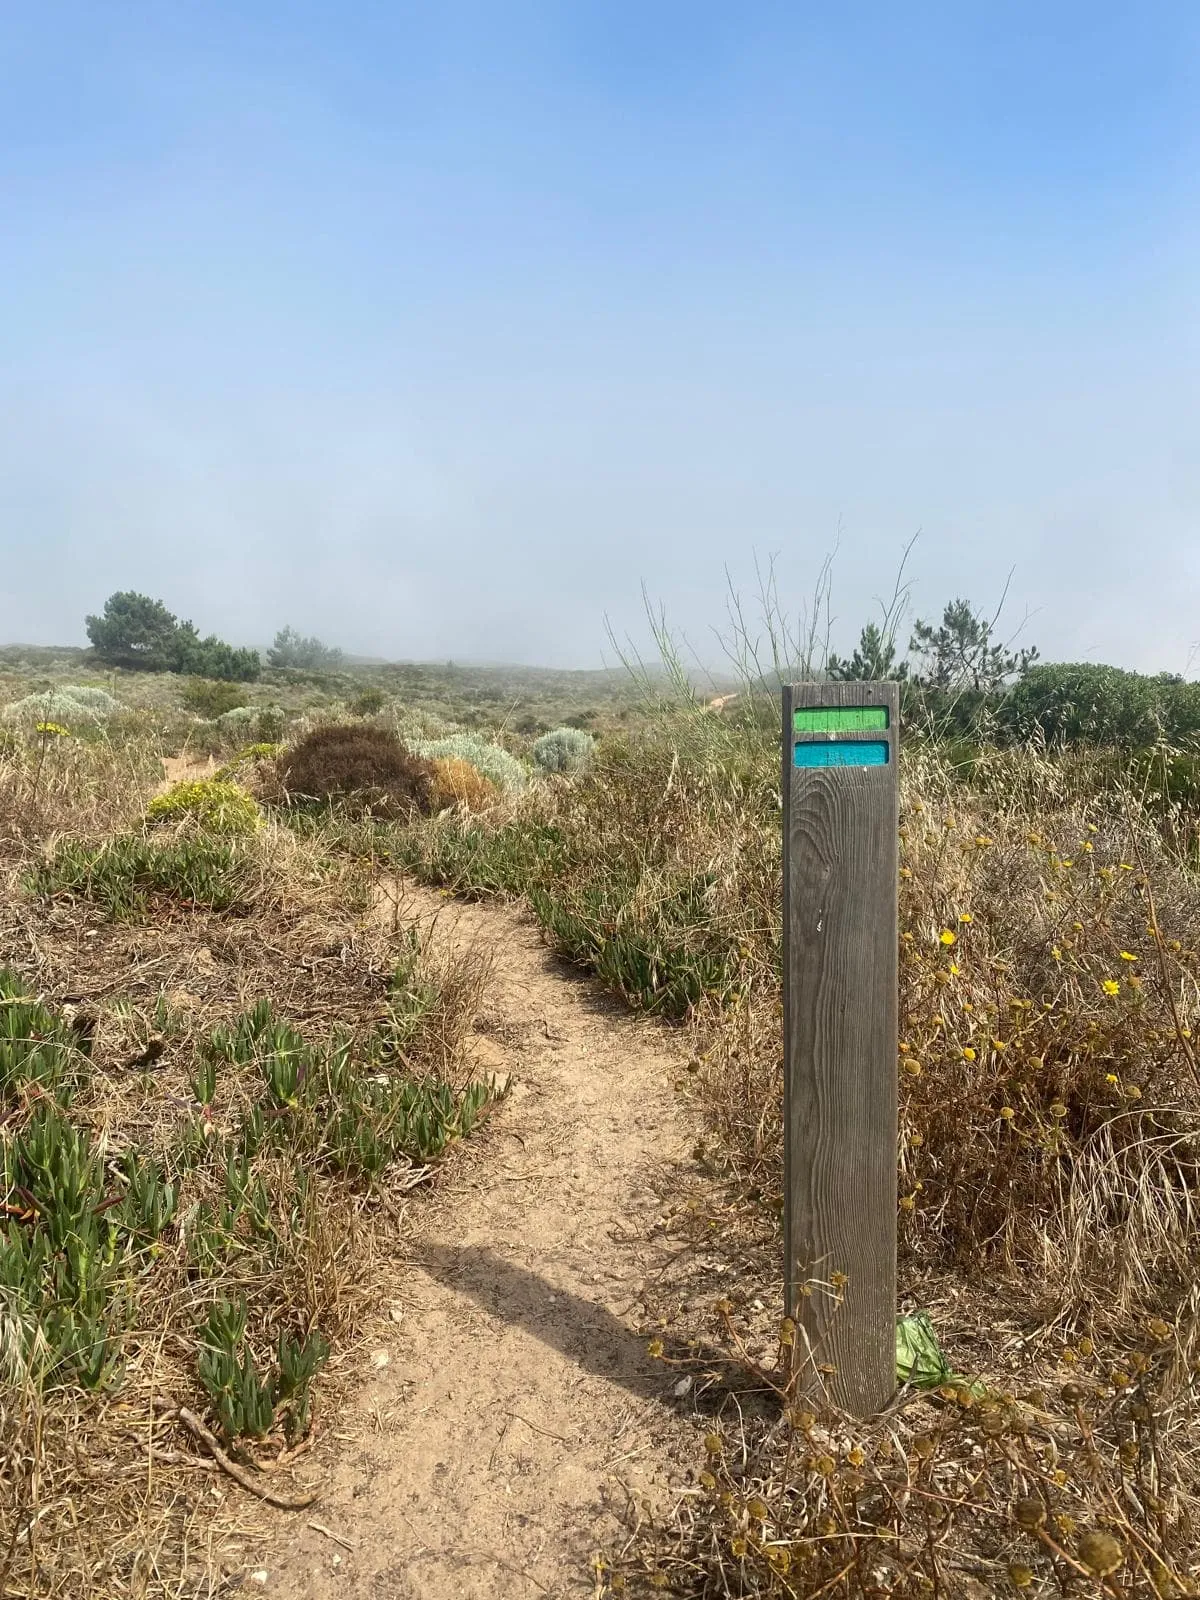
263;884;698;1599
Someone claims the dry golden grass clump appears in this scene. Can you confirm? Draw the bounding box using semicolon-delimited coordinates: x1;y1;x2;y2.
429;754;499;812
281;722;437;818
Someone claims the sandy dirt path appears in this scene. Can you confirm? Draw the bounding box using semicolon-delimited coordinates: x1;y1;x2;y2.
264;885;698;1599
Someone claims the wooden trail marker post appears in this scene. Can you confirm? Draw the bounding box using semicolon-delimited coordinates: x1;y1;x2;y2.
782;681;899;1416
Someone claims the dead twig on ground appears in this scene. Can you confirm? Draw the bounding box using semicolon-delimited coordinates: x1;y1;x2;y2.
153;1398;319;1510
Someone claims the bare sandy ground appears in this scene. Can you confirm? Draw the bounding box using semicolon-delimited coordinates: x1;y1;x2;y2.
261;887;698;1599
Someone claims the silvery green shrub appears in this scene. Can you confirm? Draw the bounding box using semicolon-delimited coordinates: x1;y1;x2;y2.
532;726;594;775
3;692;103;726
410;735;527;792
388;707;455;741
59;686;123;715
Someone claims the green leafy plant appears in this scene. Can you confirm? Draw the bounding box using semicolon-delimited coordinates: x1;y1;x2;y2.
181;678;246;719
120;1153;179;1241
192;1055;217;1106
196;1299;276;1440
202;1001;503;1186
32;834;255;919
0;969;91;1104
1;1104;124;1388
196;1297;329;1444
147;778;262;835
273;1329;330;1441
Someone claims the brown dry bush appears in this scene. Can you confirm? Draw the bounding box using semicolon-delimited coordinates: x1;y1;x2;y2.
281;722;436;818
429;755;499;813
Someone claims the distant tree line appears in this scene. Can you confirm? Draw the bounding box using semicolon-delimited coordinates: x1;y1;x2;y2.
86;593;261;681
829;597;1200;748
85;593;345;683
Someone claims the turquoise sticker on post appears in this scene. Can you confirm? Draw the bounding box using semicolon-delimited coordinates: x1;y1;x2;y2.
794;740;889;768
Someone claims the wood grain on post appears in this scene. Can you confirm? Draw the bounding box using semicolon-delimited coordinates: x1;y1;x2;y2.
782;681;899;1416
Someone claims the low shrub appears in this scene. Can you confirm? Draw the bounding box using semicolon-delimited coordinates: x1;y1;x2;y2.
1001;662;1200;748
32;833;256;918
2;691;103;729
181;678;246;719
429;757;499;812
349;688;388;718
147;778;262;835
532;726;594;774
410;734;527;793
58;685;122;715
281;723;436;818
213;742;284;781
218;703;286;743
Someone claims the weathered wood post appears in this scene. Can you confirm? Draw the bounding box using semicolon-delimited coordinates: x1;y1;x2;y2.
782;681;899;1416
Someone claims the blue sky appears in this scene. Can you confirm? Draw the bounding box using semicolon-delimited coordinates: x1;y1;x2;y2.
2;3;1198;669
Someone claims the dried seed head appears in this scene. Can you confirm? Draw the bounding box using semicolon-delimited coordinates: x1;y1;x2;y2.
1013;1497;1046;1530
1077;1530;1123;1578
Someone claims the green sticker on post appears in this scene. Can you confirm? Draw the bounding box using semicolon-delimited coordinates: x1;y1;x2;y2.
794;706;889;733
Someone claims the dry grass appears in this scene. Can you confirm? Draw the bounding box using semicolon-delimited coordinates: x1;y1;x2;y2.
617;737;1200;1598
0;735;495;1598
394;718;1200;1596
428;756;499;813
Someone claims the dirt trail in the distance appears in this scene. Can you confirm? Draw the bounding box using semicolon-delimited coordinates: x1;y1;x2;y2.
264;886;699;1599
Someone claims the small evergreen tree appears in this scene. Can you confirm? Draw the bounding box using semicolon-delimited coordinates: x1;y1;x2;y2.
828;622;909;681
909;598;1037;692
85;592;180;671
85;593;260;680
267;627;344;671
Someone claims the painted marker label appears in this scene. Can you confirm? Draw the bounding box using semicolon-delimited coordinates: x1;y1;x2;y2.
794;740;889;768
793;706;889;733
